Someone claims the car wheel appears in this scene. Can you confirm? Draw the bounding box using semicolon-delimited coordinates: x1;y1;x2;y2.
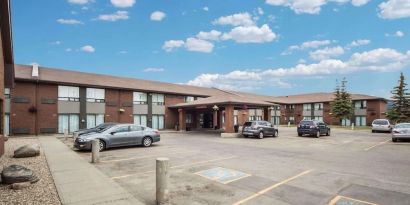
371;130;375;133
316;131;320;138
392;138;398;142
99;140;106;152
326;129;330;136
298;133;302;137
142;137;153;147
243;135;248;138
273;130;278;137
258;132;264;139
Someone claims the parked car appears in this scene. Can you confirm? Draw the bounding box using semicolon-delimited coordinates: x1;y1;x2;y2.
371;119;392;133
73;123;118;139
297;120;330;138
242;121;278;139
392;123;410;142
74;124;160;151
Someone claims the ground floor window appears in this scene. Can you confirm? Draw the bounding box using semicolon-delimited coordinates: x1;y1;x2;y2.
4;114;9;136
87;114;104;129
303;116;313;120
234;115;238;125
186;113;193;124
134;115;147;127
58;114;79;133
342;118;351;126
355;116;366;126
249;116;262;121
314;116;323;121
152;115;164;130
271;116;280;125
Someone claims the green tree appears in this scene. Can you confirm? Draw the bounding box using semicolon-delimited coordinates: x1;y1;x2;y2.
331;78;353;123
387;72;410;123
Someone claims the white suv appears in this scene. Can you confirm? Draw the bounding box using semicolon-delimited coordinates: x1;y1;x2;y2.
371;119;392;133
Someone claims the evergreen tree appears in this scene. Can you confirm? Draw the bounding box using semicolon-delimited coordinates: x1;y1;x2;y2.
387;73;410;123
331;78;353;123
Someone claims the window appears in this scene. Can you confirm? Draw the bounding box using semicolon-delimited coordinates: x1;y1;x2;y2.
249;116;262;121
314;116;323;121
271;116;280;125
152;94;165;105
186;113;193;123
354;101;367;109
86;88;105;103
304;116;313;120
133;92;147;104
342;118;351;126
286;104;295;110
355;116;366;126
4;88;10;99
134;115;147;126
130;125;144;131
314;103;323;110
86;114;104;129
152;115;164;129
58;114;79;133
185;96;195;103
58;86;79;101
303;104;311;111
113;126;129;133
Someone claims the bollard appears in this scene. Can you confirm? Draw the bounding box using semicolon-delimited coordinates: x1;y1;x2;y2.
156;158;169;205
91;139;100;163
351;123;355;130
64;129;68;141
288;121;290;127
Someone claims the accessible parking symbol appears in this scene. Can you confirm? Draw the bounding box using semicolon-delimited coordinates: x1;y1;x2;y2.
195;167;251;184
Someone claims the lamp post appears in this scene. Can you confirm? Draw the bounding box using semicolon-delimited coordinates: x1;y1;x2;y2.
212;105;219;129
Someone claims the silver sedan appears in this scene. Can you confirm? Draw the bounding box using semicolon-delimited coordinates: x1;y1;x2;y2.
392;123;410;142
74;124;160;151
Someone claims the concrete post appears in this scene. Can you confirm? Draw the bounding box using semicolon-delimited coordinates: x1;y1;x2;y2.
156;158;169;205
91;139;100;163
288;121;291;127
64;129;68;141
351;123;355;130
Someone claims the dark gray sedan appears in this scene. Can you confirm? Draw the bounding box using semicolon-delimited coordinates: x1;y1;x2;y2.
392;123;410;142
74;124;160;151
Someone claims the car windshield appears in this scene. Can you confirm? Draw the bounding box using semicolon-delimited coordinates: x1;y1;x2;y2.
97;124;115;133
395;124;410;128
300;121;314;125
244;122;254;126
373;120;388;125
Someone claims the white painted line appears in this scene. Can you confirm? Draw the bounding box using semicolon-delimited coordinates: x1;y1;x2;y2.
111;156;236;180
327;195;378;205
364;139;391;151
231;169;313;205
100;151;197;163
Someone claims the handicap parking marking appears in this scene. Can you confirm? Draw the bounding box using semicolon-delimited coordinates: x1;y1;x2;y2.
195;167;251;184
327;195;378;205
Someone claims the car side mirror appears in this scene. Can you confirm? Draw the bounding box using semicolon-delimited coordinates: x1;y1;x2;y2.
110;132;116;135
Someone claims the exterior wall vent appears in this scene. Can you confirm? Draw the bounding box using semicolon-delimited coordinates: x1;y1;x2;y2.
32;63;39;78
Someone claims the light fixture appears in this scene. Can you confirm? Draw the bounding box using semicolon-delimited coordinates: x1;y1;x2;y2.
212;105;219;111
268;106;274;110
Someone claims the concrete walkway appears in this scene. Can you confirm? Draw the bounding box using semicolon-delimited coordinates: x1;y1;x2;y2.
39;136;144;205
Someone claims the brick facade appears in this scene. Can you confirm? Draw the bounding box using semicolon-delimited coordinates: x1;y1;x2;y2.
0;29;4;155
164;94;184;129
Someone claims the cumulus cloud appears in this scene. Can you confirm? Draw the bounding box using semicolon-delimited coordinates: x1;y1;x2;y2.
385;30;405;37
68;0;93;5
97;11;129;21
347;39;371;47
187;48;410;90
196;30;222;41
57;18;84;25
378;0;410;19
203;7;209;11
282;40;332;55
185;38;214;53
212;12;255;26
80;45;95;53
257;7;265;15
162;40;185;52
265;0;370;14
309;46;345;60
150;11;166;21
110;0;135;8
143;67;165;72
221;24;277;43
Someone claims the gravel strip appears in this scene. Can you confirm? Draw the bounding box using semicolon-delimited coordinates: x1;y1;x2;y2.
0;137;61;205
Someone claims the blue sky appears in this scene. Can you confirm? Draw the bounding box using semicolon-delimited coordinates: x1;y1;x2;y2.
11;0;410;98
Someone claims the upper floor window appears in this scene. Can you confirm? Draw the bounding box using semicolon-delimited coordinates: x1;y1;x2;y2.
152;93;165;106
354;100;367;109
285;104;295;110
4;88;10;99
133;92;147;104
86;88;105;103
185;96;195;103
58;86;79;101
303;104;311;111
314;103;323;110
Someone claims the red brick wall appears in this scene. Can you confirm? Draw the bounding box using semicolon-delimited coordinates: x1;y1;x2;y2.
294;104;303;124
119;90;133;123
105;89;120;123
237;109;249;126
164;94;184;129
104;89;133;123
36;84;58;134
367;99;387;125
0;31;4;155
10;82;36;135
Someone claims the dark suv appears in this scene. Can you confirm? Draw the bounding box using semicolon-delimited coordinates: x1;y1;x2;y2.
242;121;278;139
297;120;330;138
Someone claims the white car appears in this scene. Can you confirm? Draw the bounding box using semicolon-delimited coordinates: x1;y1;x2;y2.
371;119;392;133
392;123;410;142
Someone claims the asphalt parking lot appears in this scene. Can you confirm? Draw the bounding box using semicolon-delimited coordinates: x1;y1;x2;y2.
73;127;410;205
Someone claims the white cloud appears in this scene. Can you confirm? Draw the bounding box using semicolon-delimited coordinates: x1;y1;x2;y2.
97;11;129;21
378;0;410;19
257;7;264;15
80;45;95;53
282;40;332;55
187;48;410;90
68;0;93;5
309;46;345;60
348;39;371;47
203;7;209;11
185;38;214;53
212;12;255;26
162;40;185;52
196;30;222;41
110;0;135;8
51;41;61;45
221;24;277;43
66;48;72;52
57;18;84;25
150;11;166;21
143;67;164;72
265;0;370;14
395;30;405;37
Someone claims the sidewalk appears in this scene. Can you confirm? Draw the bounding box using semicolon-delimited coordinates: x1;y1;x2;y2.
39;136;144;205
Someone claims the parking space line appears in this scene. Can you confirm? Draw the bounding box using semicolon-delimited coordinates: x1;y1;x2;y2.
327;195;378;205
100;151;197;163
110;156;236;180
231;169;313;205
364;139;391;151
